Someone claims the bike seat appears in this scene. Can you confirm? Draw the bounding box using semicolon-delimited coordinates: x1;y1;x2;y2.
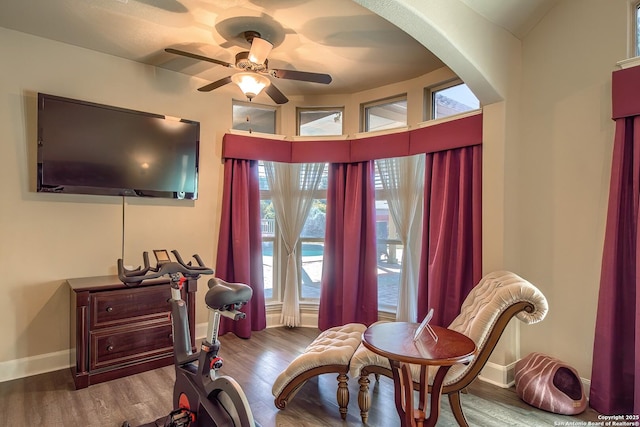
205;278;253;311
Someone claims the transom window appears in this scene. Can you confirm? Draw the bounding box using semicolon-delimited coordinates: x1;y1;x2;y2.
298;107;344;136
362;95;407;132
427;81;480;120
232;100;276;133
636;2;640;57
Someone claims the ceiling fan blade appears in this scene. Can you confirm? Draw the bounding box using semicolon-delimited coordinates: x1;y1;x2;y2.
265;83;289;104
198;76;232;92
165;48;233;68
271;69;332;84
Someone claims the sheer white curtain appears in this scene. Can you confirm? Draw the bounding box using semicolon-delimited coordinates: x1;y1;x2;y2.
264;161;325;327
376;155;424;322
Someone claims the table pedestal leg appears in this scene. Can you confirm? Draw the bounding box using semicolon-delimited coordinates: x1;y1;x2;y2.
423;365;452;427
389;360;452;427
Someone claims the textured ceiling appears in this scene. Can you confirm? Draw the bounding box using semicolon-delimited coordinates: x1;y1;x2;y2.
0;0;561;99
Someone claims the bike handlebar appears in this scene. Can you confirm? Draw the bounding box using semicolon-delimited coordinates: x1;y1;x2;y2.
118;250;214;285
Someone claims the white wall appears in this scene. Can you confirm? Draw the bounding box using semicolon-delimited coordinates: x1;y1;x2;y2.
0;27;229;365
515;0;627;380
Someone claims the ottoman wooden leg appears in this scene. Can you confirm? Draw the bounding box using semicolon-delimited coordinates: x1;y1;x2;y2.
337;373;349;419
358;375;371;423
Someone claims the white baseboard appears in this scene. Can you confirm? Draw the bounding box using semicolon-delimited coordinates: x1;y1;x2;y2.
478;360;517;388
478;360;593;401
0;350;72;383
195;321;209;340
581;377;591;399
0;317;287;383
263;310;318;330
0;316;299;383
0;335;597;399
194;311;318;340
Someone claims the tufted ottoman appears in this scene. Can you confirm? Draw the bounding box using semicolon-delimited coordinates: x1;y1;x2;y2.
272;323;366;420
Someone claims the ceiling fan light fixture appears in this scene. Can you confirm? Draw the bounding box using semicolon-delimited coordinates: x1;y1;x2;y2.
247;36;273;64
231;72;270;100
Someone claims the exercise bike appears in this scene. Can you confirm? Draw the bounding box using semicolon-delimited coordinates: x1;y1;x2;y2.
119;249;256;427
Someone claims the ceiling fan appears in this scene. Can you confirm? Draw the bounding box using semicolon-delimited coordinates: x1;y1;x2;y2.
165;31;332;104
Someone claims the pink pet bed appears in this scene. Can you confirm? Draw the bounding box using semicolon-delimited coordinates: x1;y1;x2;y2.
514;352;587;415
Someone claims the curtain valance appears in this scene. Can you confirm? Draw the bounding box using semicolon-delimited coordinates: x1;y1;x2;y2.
612;65;640;119
222;112;482;163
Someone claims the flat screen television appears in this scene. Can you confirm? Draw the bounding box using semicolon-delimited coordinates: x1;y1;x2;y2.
37;93;200;200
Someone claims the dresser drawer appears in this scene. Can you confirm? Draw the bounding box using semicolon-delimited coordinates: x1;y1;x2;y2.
90;321;174;370
91;284;173;329
69;276;197;389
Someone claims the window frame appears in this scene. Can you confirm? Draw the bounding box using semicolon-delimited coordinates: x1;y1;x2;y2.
634;1;640;57
361;94;408;132
424;79;480;121
258;163;328;305
233;102;279;303
297;182;328;303
297;106;345;136
259;169;279;303
232;100;278;134
374;184;404;313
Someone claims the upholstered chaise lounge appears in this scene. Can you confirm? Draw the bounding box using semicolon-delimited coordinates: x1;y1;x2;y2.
272;323;366;420
272;271;548;425
349;270;549;426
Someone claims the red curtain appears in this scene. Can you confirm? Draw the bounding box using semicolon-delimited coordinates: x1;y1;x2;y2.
215;158;266;337
220;115;482;331
589;115;640;414
417;145;483;327
318;161;379;330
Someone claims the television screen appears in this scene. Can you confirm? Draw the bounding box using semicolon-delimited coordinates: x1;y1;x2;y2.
37;93;200;200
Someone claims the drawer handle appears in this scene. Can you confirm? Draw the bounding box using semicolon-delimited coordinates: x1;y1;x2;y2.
106;306;113;312
107;345;114;352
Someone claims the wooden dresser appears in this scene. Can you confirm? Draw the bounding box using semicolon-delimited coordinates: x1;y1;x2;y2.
68;275;197;389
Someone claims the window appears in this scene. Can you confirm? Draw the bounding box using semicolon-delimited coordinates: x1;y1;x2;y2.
234;102;331;304
427;81;479;120
298;168;328;301
258;164;278;301
232;101;277;301
298;107;344;136
232;100;276;133
259;164;328;303
636;3;640;57
362;96;407;132
295;108;340;299
374;156;424;317
361;96;409;312
374;194;402;312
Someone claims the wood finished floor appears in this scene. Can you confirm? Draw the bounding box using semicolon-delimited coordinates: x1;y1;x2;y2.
0;326;602;426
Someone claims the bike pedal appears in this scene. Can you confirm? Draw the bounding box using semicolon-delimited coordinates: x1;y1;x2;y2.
210;356;223;370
